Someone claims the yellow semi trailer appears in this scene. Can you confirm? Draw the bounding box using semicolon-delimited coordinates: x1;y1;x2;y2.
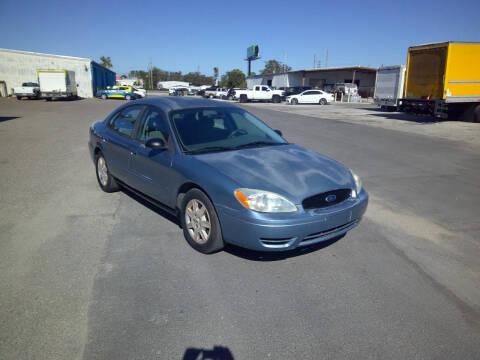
402;42;480;122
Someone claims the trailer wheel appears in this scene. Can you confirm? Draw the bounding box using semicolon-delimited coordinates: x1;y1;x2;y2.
473;104;480;123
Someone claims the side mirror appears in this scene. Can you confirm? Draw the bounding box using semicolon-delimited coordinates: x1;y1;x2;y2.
274;129;283;137
145;138;167;150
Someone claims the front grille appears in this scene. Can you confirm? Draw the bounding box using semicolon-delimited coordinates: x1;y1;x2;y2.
301;220;358;243
302;188;351;210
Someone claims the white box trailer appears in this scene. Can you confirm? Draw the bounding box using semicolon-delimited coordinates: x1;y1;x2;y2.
37;70;77;100
374;65;406;109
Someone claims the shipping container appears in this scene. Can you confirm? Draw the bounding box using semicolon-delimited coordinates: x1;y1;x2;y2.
374;65;406;109
402;42;480;121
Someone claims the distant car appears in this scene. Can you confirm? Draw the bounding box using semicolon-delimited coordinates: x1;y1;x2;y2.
187;88;197;96
88;97;367;253
286;90;334;105
132;87;146;98
98;86;137;100
169;87;188;96
284;86;312;97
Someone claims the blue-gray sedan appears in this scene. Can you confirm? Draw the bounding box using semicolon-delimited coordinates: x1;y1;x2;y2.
88;97;368;253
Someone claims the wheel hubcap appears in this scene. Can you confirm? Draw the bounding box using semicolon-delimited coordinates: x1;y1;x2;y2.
97;157;108;186
185;199;211;244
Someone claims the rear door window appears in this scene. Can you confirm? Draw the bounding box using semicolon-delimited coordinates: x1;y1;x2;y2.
109;105;144;137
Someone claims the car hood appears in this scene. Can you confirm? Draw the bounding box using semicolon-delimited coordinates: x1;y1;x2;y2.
192;144;353;204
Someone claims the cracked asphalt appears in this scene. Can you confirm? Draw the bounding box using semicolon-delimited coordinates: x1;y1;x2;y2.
0;97;479;359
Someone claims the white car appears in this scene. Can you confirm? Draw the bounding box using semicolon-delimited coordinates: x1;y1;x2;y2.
132;87;146;98
286;90;334;105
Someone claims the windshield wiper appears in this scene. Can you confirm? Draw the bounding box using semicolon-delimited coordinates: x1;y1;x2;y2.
184;146;233;154
233;141;289;150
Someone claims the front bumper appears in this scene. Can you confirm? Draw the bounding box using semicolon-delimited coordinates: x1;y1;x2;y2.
218;190;368;251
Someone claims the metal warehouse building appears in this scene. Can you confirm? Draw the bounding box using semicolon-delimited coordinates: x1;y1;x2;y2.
0;48;116;98
247;66;377;97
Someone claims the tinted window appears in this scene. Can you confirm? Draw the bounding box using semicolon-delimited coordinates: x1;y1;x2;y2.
261;86;269;91
303;91;316;95
171;107;286;153
109;106;143;137
137;107;169;144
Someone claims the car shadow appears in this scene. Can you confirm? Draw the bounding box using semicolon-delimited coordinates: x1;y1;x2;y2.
365;107;442;123
120;187;344;260
224;234;345;262
120;187;181;227
0;116;21;123
182;346;234;360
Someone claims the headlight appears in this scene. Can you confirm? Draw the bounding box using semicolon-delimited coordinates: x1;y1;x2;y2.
234;188;297;213
350;170;362;197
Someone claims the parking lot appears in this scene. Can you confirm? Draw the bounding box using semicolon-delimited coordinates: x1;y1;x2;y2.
1;96;479;359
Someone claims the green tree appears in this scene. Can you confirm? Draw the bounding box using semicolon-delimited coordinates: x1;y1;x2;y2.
99;56;112;69
260;59;291;75
220;69;247;88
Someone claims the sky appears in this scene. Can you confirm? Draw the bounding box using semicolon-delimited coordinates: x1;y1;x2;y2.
1;0;479;77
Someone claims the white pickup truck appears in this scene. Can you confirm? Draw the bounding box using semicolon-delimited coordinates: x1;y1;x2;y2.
14;82;40;100
234;85;284;103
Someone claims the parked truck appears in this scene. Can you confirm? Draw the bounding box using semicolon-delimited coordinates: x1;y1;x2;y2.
401;42;480;122
374;65;406;110
37;70;77;100
13;82;40;100
235;85;284;103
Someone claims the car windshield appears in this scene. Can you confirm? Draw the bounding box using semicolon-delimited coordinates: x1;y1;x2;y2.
171;107;287;154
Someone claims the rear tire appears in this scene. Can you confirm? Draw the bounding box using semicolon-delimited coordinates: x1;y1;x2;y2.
209;94;214;99
239;94;248;103
473;104;480;123
180;189;224;254
319;98;327;105
16;96;21;100
125;94;132;101
101;94;107;100
272;95;280;103
95;152;120;193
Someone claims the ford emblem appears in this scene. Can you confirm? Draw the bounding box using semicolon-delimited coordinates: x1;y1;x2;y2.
325;194;337;203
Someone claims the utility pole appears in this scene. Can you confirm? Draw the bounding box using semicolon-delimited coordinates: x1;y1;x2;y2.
313;54;316;69
149;58;153;90
325;50;328;68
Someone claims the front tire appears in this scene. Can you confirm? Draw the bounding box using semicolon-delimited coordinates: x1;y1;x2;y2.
95;153;120;193
101;94;107;100
209;94;214;99
16;96;21;100
181;189;224;254
125;94;132;101
291;98;298;105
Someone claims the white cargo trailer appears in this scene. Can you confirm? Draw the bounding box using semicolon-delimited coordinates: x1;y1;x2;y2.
37;70;77;100
374;65;406;109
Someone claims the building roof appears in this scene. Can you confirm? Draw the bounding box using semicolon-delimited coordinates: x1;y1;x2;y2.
247;66;377;79
0;48;114;73
0;47;91;62
290;66;377;74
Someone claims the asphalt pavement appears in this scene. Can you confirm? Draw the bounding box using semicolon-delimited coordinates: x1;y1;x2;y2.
0;97;479;360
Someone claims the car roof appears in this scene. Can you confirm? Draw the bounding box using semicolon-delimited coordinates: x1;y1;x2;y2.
124;96;238;112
